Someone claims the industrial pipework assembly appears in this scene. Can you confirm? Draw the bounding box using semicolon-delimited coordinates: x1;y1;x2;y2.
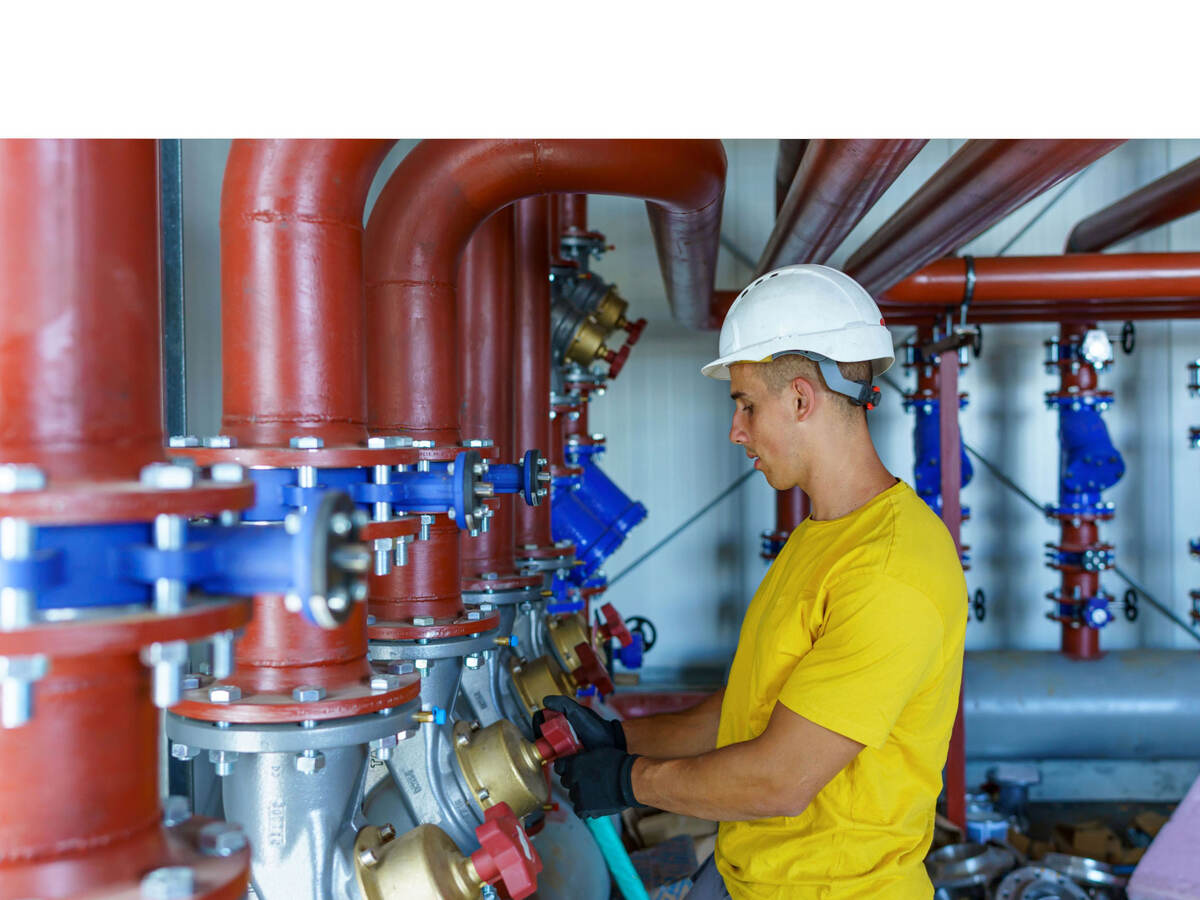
1189;360;1200;627
1043;325;1126;659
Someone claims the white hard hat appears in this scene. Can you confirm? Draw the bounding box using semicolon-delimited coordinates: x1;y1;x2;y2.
701;264;895;381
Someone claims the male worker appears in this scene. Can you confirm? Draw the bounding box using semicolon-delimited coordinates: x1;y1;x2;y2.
538;265;967;899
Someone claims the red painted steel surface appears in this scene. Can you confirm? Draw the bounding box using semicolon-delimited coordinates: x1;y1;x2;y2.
364;141;726;446
884;301;1200;326
774;140;809;211
220;139;394;448
0;140;164;483
459;208;520;581
1067;156;1200;253
845;140;1123;297
885;252;1200;304
936;349;967;830
758;139;926;275
560;193;588;233
371;517;463;621
775;488;810;536
514;197;555;549
606;691;710;720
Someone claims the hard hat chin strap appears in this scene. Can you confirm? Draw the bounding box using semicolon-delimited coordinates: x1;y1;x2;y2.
772;351;881;411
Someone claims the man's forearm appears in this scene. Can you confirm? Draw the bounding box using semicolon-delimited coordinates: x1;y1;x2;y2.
621;690;724;758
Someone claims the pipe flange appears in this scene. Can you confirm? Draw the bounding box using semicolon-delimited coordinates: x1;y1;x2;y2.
461;575;543;595
995;865;1089;900
369;628;502;661
367;608;501;642
170;671;421;724
926;842;1017;891
0;477;256;525
1040;853;1127;890
178;444;421;469
165;700;420;754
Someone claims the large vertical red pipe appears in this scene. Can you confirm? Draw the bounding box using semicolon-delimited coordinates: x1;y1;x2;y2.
937;346;967;830
845;140;1123;297
220;139;394;447
561;193;588;234
0;140;164;483
514;197;554;549
460;207;519;579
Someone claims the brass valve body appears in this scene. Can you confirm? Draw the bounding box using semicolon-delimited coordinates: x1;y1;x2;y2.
547;612;593;674
355;823;485;900
509;653;579;719
563;317;611;367
591;286;629;331
453;718;549;818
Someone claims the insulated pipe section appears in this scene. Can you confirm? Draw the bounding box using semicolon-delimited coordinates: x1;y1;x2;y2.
1067;155;1200;253
220;139;395;448
963;650;1200;759
885;252;1200;304
774;140;809;210
0;140;166;483
846;140;1123;298
757;139;926;276
364;141;726;443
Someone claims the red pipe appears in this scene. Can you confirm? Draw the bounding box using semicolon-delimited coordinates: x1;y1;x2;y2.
757;140;926;275
561;193;588;234
363;147;726;435
514;197;554;549
885;252;1200;304
1067;156;1200;253
460;207;520;580
220;139;395;447
884;301;1200;327
844;140;1123;296
774;140;809;211
0;140;164;483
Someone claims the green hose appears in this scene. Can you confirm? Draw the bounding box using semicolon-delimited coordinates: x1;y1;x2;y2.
586;816;651;900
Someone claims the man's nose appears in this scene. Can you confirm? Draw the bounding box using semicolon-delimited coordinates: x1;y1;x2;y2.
729;416;746;446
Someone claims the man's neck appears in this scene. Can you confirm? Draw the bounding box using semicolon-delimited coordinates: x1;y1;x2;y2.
798;433;896;521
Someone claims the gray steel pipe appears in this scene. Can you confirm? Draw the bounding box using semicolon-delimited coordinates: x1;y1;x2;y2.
964;650;1200;760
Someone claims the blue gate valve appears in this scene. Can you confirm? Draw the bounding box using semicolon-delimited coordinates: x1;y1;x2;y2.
906;396;973;517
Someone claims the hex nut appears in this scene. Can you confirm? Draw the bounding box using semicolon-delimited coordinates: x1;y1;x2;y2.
412;616;435;626
289;436;324;449
209;462;245;483
139;463;195;490
208;685;242;703
291;685;326;703
388;661;415;676
162;794;192;827
168;436;200;448
370;673;402;693
295;750;326;774
0;654;48;680
140;865;195;899
201;435;236;448
196;821;247;857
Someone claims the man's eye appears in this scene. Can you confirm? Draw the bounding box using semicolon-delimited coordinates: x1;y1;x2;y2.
741;405;752;415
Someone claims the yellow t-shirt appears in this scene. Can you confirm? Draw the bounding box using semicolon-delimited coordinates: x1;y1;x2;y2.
715;480;967;900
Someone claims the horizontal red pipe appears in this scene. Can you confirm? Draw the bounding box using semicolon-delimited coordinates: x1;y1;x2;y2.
845;140;1123;297
1067;156;1200;253
221;139;394;447
0;140;164;483
757;139;926;274
885;252;1200;304
364;139;726;444
883;300;1200;326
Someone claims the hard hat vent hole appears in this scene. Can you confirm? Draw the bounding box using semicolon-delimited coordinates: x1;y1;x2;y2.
769;272;778;278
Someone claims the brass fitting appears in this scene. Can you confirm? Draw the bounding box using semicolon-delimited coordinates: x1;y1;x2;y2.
591;285;630;332
453;719;550;817
354;822;483;900
563;317;611;368
508;653;578;720
546;612;592;673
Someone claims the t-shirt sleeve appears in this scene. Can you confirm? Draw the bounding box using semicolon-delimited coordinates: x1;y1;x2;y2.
777;574;945;749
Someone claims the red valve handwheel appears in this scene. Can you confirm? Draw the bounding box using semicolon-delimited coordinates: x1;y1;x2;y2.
471;802;544;900
599;602;634;648
603;343;632;379
623;317;648;346
534;709;582;762
572;641;614;697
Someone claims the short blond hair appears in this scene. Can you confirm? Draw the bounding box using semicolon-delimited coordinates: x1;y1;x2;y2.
757;354;873;415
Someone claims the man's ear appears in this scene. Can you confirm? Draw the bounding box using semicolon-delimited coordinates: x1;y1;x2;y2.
790;375;818;422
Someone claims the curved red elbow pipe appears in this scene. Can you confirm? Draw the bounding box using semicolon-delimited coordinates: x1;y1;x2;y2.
220;139;395;447
364;139;727;443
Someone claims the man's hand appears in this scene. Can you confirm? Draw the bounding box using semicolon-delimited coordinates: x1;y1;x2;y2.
555;747;640;818
535;695;626;752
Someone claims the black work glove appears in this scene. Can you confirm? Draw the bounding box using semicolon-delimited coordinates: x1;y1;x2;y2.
535;695;626;752
554;747;640;818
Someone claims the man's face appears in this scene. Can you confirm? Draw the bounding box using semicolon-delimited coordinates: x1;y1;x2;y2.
728;363;798;490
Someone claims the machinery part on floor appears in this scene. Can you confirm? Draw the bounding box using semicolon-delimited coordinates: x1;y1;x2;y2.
586;816;651;900
0;139;252;899
1040;853;1127;892
994;866;1090;900
962;649;1200;759
1066;154;1200;253
925;842;1017;895
354;803;543;900
1044;325;1125;658
844;139;1123;297
758;139;927;275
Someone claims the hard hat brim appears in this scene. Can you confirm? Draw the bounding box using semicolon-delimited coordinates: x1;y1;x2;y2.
700;326;895;381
